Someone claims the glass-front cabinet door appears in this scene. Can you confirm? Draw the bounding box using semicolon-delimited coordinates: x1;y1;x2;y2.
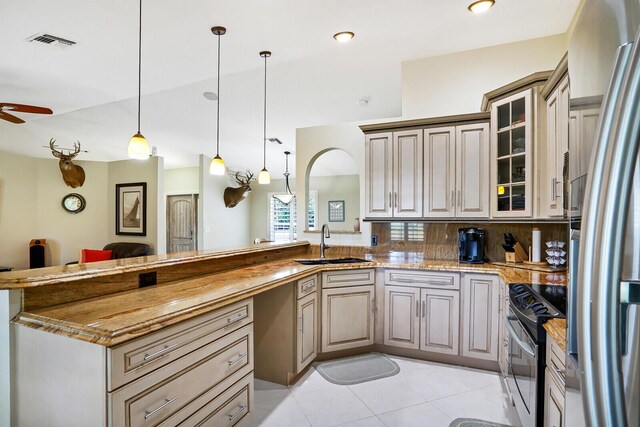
490;89;533;217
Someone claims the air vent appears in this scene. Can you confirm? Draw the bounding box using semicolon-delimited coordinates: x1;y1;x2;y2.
268;138;283;145
25;33;76;49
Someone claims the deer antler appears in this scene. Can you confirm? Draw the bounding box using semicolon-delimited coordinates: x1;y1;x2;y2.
49;138;64;159
72;141;81;156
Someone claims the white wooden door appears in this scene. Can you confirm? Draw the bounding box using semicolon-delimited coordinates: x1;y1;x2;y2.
365;133;393;217
461;274;499;361
419;288;459;355
456;123;490;217
296;292;318;373
423;127;456;217
383;286;420;350
546;89;561;215
393;130;423;217
321;285;374;352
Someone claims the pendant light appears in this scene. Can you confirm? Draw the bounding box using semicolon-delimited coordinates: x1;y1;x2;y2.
258;50;271;184
273;151;294;204
127;0;150;160
209;26;226;175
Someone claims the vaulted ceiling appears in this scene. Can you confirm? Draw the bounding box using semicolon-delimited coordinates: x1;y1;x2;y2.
0;0;579;175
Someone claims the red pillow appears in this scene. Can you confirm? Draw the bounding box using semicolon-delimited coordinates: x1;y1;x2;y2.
81;249;113;263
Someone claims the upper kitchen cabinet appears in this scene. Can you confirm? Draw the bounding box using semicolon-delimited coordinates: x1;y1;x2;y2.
364;130;422;218
490;90;533;217
482;71;552;218
423;123;489;218
541;54;570;217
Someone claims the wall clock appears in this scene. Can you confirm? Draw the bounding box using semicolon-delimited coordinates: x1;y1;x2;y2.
62;193;86;214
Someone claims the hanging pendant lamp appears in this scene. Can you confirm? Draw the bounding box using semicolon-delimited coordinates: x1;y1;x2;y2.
209;26;226;175
127;0;150;160
273;151;294;204
258;50;271;184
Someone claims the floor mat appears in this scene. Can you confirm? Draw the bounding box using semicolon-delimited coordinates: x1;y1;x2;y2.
313;353;400;385
449;418;515;427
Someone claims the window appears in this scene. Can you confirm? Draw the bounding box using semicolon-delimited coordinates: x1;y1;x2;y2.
390;222;425;242
268;192;317;242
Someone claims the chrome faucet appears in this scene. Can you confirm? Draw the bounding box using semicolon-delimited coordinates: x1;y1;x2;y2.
320;224;331;258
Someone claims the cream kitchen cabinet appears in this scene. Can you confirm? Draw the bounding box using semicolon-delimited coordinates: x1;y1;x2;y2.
544;334;566;427
498;279;510;378
383;270;460;356
423;123;490;218
254;276;319;384
365;130;423;218
568;106;600;216
545;75;570;217
321;269;375;353
461;274;500;361
490;89;534;217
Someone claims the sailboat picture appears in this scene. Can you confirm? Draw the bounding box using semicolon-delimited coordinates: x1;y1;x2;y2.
116;182;147;236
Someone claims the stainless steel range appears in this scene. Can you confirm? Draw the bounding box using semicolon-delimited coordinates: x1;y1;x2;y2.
505;283;566;427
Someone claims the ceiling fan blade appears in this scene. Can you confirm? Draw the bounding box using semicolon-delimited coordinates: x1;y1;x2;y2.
0;111;26;124
0;103;53;115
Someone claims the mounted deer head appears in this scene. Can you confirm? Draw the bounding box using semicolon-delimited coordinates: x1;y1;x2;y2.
49;139;86;188
224;171;254;208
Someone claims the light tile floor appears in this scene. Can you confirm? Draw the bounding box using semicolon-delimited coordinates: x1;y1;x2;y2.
247;354;522;427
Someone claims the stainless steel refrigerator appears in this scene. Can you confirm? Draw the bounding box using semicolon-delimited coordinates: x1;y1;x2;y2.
567;0;640;426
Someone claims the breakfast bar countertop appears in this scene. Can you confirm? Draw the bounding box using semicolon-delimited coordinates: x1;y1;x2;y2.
10;244;567;347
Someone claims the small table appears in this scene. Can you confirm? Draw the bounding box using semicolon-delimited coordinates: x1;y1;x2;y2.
0;266;12;272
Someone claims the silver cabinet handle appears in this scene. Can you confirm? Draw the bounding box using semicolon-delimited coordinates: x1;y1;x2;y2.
421;300;426;318
145;396;178;419
394;192;398;208
503;338;509;347
388;192;392;208
551;177;557;200
395;277;414;283
228;404;248;421
227;312;248;324
228;353;247;367
457;190;461;209
451;190;455;210
302;282;315;291
144;343;177;361
415;300;419;318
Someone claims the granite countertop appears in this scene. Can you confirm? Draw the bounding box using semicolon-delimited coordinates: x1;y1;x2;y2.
543;318;567;352
11;250;567;347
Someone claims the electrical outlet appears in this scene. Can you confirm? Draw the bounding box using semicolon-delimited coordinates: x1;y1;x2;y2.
371;235;378;246
139;271;157;288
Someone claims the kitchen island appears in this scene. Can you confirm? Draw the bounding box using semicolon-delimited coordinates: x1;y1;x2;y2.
0;241;566;426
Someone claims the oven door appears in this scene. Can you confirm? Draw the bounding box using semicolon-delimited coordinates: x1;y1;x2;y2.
505;308;538;427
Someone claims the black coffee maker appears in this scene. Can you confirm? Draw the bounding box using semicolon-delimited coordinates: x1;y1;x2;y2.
458;228;486;264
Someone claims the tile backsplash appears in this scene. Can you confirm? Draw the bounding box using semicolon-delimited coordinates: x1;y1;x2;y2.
370;222;567;262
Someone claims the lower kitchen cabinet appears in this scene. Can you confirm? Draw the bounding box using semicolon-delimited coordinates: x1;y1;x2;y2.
296;292;318;373
461;274;500;361
544;367;565;427
498;279;510;377
383;286;420;349
322;285;375;353
420;288;460;355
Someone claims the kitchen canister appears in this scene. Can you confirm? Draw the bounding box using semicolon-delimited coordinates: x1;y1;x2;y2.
531;227;541;262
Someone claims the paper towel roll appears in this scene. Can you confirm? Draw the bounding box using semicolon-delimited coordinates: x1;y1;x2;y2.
532;227;541;263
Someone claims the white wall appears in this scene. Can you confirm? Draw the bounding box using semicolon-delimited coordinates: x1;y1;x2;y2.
108;157;165;255
402;34;568;118
198;155;251;250
0;151;109;268
164;167;199;195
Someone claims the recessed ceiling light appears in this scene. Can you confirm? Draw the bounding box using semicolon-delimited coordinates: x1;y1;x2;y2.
333;31;355;43
468;0;495;13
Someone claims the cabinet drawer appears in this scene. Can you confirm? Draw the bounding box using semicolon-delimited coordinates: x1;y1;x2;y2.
164;373;253;427
384;269;460;290
546;335;566;382
322;269;375;288
297;275;318;299
110;325;254;427
108;299;253;391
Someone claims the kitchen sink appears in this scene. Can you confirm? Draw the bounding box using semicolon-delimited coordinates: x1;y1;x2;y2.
295;257;370;265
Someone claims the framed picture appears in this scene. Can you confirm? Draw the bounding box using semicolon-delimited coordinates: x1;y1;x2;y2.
116;182;147;236
328;200;345;222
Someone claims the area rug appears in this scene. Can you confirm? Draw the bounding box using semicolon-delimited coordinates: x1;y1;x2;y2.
313;353;400;385
449;419;514;427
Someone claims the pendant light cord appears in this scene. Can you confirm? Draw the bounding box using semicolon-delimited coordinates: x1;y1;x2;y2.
216;33;221;156
263;54;267;168
137;0;142;133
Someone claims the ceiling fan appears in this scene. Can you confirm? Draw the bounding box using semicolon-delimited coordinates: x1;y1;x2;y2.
0;103;53;124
